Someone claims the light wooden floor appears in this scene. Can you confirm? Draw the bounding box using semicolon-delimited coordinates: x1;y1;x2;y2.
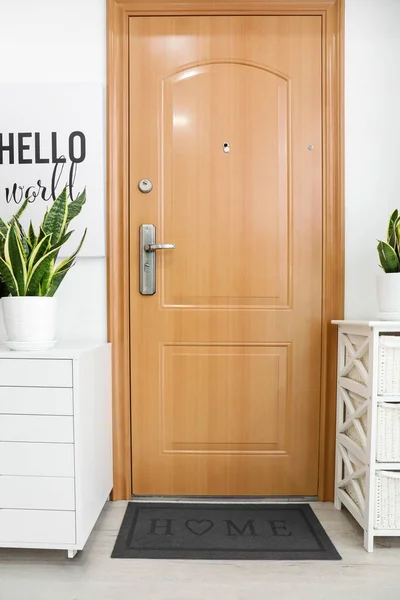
1;501;400;600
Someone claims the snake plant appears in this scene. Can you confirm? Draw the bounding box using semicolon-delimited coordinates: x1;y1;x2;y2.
377;209;400;273
0;187;86;297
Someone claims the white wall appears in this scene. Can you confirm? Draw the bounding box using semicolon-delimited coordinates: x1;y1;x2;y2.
0;0;399;336
0;0;107;341
345;0;400;318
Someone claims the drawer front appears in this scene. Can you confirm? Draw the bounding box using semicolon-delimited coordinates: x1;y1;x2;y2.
0;415;73;443
0;387;73;415
0;509;75;544
0;476;75;510
0;359;72;388
0;442;74;477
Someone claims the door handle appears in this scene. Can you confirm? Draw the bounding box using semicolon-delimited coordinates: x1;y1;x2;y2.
140;224;174;295
144;243;175;252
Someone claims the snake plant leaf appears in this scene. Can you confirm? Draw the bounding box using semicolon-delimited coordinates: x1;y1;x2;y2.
53;228;87;274
26;230;72;296
8;198;29;224
4;224;28;295
37;226;47;245
39;264;52;296
66;188;86;225
0;229;6;263
52;255;74;277
40;259;54;295
377;240;400;273
43;186;68;244
0;224;10;275
19;234;30;259
14;219;30;258
45;229;87;296
394;217;400;254
0;219;8;238
49;229;74;263
27;233;51;275
52;229;74;250
0;256;19;296
387;210;399;247
45;265;72;297
28;221;36;248
25;246;60;296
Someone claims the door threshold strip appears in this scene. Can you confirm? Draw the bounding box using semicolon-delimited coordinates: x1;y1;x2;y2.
130;495;318;504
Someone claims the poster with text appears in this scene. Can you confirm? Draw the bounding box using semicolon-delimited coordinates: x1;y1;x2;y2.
0;83;105;257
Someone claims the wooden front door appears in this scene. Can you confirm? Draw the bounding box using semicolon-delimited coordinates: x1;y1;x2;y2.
129;16;322;496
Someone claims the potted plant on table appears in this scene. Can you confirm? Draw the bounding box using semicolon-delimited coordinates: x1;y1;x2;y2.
0;187;86;350
377;209;400;319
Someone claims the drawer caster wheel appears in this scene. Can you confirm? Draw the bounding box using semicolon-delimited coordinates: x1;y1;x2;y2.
68;549;78;559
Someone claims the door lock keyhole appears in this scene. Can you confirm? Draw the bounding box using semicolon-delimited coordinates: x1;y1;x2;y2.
138;179;153;193
223;142;230;153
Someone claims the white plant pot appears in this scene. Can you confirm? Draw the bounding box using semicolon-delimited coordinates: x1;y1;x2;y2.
1;297;57;350
377;273;400;320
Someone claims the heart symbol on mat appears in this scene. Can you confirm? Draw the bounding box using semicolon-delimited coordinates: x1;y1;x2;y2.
185;519;214;536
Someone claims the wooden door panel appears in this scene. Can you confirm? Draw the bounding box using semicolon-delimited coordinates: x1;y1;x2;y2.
161;344;288;452
162;62;289;307
129;16;322;496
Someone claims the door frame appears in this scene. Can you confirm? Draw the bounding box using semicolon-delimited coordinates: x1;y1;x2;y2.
107;0;344;501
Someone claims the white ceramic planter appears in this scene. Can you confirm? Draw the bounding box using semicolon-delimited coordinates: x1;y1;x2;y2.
377;273;400;320
1;297;57;350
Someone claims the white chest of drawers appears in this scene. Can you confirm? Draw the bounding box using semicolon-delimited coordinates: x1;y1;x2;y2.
0;343;112;558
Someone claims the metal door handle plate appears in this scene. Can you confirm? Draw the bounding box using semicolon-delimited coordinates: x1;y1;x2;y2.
140;224;175;295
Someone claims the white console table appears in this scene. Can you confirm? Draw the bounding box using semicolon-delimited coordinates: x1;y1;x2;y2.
333;321;400;552
0;343;112;558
